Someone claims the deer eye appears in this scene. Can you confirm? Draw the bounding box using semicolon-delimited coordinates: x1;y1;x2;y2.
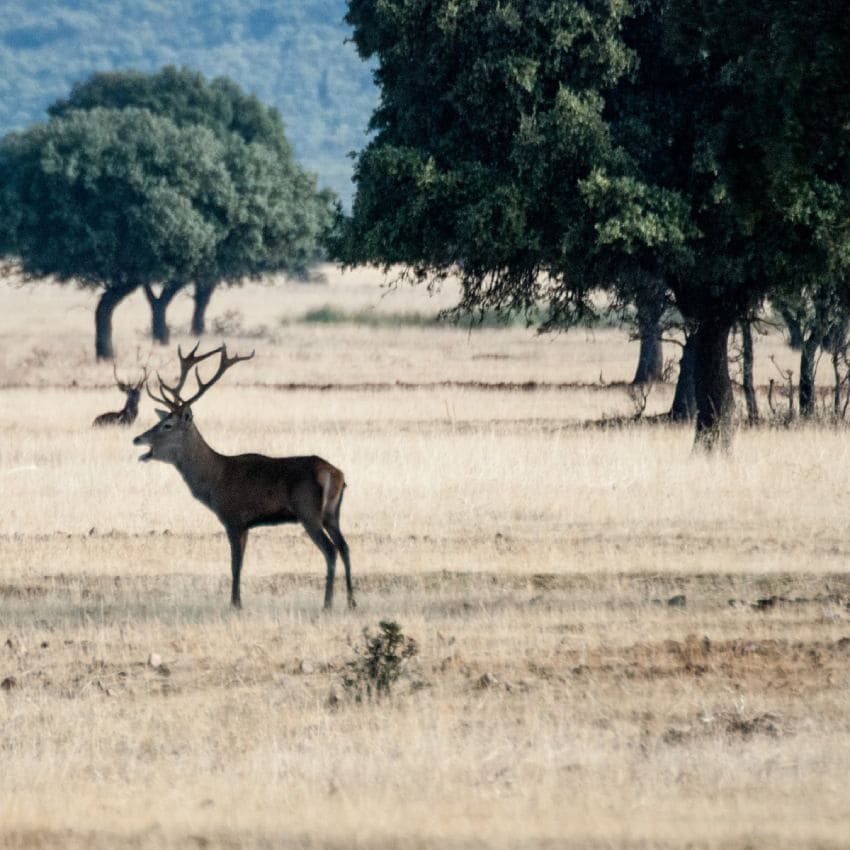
162;421;173;431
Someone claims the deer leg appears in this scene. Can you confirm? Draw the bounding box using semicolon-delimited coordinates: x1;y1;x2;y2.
227;527;248;609
302;521;337;609
324;517;355;609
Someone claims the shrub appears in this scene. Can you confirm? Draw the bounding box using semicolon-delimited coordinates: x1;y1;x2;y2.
341;620;418;702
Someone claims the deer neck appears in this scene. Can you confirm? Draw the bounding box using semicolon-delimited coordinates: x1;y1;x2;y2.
120;396;139;423
173;425;224;508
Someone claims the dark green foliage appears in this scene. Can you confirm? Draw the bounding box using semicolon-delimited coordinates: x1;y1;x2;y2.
665;0;850;283
0;2;376;205
0;108;230;289
336;0;634;322
342;620;418;702
47;66;334;282
50;66;293;156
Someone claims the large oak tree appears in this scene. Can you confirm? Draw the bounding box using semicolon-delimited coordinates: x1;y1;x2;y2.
337;0;850;447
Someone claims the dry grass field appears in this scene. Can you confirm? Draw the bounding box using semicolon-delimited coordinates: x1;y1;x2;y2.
2;267;850;848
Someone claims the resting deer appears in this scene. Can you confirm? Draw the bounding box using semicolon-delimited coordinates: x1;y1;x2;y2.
132;343;354;610
92;365;147;427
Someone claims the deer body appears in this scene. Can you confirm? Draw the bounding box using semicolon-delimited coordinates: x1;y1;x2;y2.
93;365;147;427
92;400;139;427
133;345;353;609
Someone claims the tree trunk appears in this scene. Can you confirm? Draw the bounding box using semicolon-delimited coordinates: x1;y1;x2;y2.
143;281;183;345
151;300;170;345
823;314;849;419
741;319;759;424
798;335;820;418
94;287;133;361
780;307;804;350
693;318;735;450
669;334;697;421
191;280;216;336
832;348;844;419
631;285;666;384
632;310;664;384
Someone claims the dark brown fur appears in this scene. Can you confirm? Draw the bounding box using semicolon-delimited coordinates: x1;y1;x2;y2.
133;345;353;609
93;366;146;427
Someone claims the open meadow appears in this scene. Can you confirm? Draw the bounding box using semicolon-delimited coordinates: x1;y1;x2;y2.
2;268;850;848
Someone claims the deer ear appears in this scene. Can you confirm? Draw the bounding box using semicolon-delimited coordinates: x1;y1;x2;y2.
181;407;193;423
155;408;169;421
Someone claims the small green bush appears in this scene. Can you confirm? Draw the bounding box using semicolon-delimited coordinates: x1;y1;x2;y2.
342;620;418;702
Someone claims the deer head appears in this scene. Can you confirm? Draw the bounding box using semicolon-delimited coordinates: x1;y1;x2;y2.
133;343;254;463
115;363;147;408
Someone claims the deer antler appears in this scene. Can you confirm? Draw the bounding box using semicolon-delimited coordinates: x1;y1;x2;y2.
113;362;146;393
134;366;149;391
146;343;255;411
112;362;128;392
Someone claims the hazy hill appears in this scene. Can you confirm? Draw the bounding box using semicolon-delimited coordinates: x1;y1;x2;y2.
0;0;376;206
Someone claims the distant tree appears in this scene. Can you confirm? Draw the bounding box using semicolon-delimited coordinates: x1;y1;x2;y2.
631;286;667;386
608;269;671;386
774;281;850;418
49;66;333;337
669;329;697;422
0;108;232;358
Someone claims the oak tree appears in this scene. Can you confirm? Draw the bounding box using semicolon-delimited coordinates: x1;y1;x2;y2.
0;107;232;358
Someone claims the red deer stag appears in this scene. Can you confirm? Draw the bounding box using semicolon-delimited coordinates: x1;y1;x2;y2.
132;344;354;610
92;365;148;427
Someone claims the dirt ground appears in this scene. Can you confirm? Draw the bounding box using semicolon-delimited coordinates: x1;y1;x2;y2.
2;269;850;848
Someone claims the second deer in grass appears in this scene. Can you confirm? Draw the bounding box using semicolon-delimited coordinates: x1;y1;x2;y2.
133;344;354;610
92;365;147;427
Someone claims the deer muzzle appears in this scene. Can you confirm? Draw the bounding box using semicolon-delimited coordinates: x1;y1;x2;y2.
132;430;154;462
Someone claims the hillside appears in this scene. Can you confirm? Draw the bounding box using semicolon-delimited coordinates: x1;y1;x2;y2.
0;0;377;206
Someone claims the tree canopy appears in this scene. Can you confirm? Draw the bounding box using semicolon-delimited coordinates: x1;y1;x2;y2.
49;66;294;158
0;107;234;356
338;0;634;322
48;66;333;281
1;107;230;288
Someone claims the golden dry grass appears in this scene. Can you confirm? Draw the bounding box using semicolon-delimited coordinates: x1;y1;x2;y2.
1;268;850;849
